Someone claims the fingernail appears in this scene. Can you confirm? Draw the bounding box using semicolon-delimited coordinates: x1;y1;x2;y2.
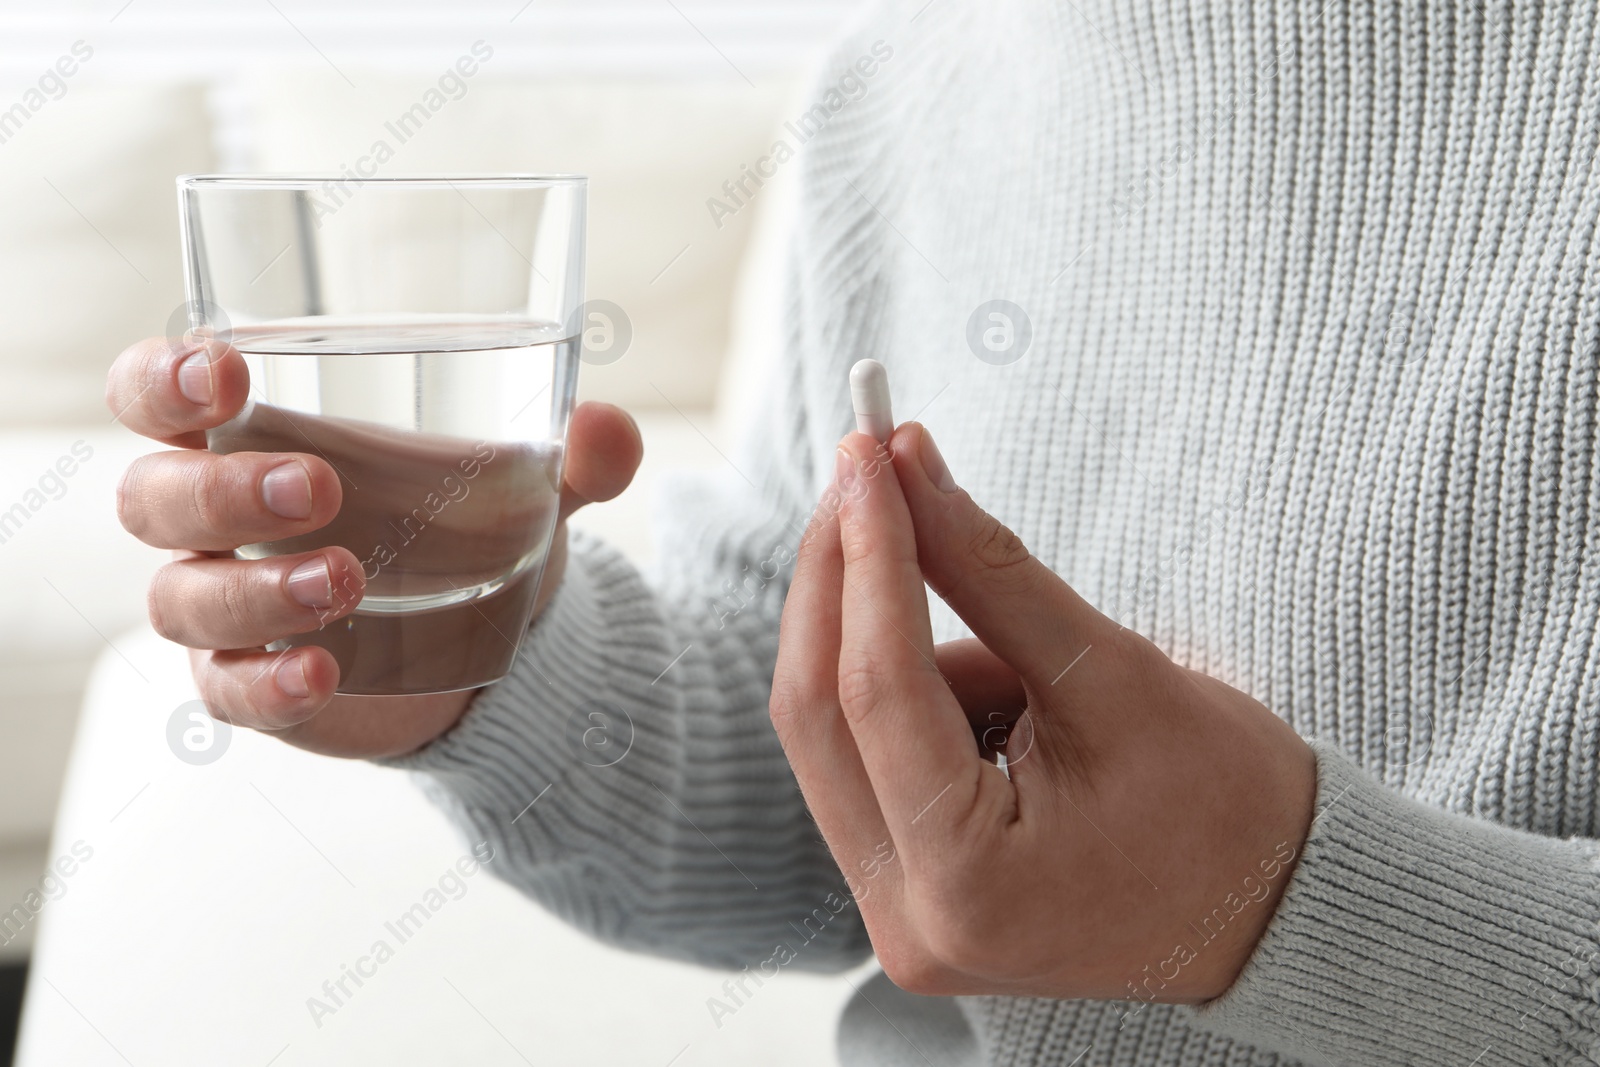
919;429;957;492
176;350;213;406
835;448;855;487
261;462;312;520
275;653;311;699
286;557;334;609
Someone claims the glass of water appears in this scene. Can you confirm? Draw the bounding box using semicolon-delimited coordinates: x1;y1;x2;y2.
178;174;586;695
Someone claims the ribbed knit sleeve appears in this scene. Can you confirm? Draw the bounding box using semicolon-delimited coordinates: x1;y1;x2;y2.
1197;740;1600;1066
386;529;869;971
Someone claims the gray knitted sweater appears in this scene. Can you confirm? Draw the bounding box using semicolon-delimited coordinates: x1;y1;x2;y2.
394;1;1600;1064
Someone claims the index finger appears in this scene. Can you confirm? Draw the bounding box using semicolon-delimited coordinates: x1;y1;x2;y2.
889;422;1118;691
835;433;995;839
106;337;250;448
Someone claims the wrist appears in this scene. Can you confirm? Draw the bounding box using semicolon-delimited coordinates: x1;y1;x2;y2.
1184;835;1307;1002
1174;684;1317;1002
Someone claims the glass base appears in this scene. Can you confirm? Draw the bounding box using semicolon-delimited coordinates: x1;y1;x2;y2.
271;565;543;696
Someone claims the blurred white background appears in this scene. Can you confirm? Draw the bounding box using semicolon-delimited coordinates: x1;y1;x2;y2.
0;2;872;1063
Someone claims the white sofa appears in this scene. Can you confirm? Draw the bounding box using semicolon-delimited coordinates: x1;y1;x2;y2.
0;84;210;958
6;65;869;1065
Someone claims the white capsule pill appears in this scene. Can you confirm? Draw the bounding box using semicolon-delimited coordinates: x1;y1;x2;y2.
849;358;894;442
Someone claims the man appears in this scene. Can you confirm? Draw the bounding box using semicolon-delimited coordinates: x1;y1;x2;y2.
107;2;1600;1063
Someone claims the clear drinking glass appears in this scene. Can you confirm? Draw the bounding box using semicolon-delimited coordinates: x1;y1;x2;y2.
178;174;586;695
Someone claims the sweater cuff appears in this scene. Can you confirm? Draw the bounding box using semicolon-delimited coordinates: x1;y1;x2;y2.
380;531;656;808
1197;740;1600;1065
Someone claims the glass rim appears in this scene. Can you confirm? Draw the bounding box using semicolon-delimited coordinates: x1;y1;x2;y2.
178;173;587;190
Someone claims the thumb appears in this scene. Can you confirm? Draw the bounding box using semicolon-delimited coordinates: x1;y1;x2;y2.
889;423;1118;690
558;402;642;524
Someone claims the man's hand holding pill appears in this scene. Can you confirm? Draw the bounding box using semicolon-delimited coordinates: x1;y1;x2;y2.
770;415;1318;1004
